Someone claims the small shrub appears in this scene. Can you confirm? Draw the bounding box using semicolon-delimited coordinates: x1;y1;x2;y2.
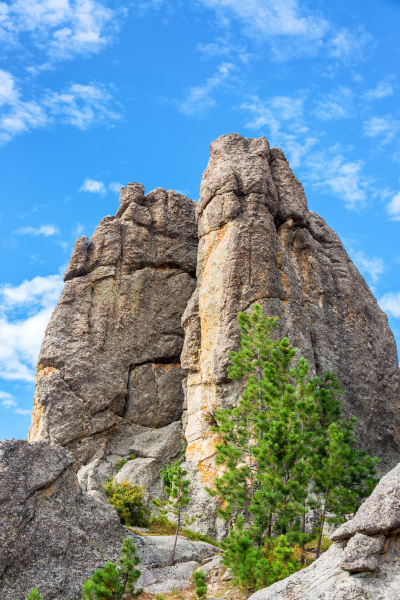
26;590;43;600
148;515;177;535
154;595;167;600
103;478;150;527
193;570;207;599
115;454;136;473
182;528;220;547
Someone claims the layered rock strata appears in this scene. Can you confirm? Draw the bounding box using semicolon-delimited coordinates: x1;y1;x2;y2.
182;133;400;534
28;184;198;474
247;458;400;600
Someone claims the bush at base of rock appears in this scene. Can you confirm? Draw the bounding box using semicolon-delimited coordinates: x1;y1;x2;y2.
222;525;300;591
103;478;150;527
26;590;43;600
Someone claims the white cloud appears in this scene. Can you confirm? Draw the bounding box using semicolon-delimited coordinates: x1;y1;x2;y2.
0;391;31;416
0;0;121;63
14;224;59;237
350;250;385;283
0;274;64;382
364;78;395;101
79;178;106;194
0;71;121;145
0;391;17;408
379;293;400;319
328;28;374;63
109;182;123;193
314;87;354;120
387;191;400;221
178;62;236;116
363;115;400;146
305;149;369;210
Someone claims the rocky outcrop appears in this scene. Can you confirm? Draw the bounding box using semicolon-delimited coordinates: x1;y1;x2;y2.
247;458;400;600
0;439;130;600
26;133;400;539
28;184;197;473
0;438;220;600
182;134;400;533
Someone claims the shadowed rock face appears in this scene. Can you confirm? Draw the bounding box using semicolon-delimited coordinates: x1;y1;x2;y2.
182;133;400;533
28;184;198;469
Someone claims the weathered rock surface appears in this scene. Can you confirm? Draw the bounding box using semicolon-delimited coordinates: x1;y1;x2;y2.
0;439;131;600
331;461;400;540
182;133;400;534
0;438;220;599
248;458;400;600
28;185;197;471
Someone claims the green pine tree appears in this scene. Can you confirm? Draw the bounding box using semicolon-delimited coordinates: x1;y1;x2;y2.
192;569;207;599
26;590;43;600
82;537;141;600
153;460;191;565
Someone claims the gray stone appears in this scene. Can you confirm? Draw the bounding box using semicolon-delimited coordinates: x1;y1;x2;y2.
183;134;400;537
77;458;108;504
132;534;219;568
29;185;197;471
340;533;385;572
0;439;132;600
195;555;224;576
332;462;400;540
115;457;164;505
140;560;200;593
129;421;185;460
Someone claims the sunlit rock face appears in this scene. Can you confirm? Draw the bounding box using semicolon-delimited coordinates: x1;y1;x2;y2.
181;133;400;534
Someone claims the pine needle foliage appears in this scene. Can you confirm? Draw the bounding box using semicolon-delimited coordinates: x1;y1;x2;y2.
192;569;207;599
26;590;43;600
82;537;141;600
208;304;379;589
152;460;191;565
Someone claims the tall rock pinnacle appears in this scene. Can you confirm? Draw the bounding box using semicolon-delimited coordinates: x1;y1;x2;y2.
28;134;400;536
182;134;400;523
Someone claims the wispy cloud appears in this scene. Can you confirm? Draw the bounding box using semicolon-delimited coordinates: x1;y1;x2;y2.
387;191;400;221
363;115;400;146
14;225;59;237
306;148;370;210
363;77;396;101
0;70;121;145
314;87;354;120
328;27;374;63
0;274;64;382
109;182;123;193
79;178;106;194
350;250;385;283
0;391;31;417
177;62;236;116
0;0;122;64
379;292;400;319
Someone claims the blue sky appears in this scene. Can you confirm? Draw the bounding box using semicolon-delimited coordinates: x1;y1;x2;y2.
0;0;399;440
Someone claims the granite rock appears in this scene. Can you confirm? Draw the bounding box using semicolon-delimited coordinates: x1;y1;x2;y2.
0;439;131;600
29;185;197;471
340;533;385;572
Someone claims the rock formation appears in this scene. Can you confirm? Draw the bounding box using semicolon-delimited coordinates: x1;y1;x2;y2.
182;133;400;533
247;459;400;600
27;134;400;537
0;439;219;600
28;184;198;477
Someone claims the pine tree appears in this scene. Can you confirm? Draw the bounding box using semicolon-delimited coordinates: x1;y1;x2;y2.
192;569;207;599
81;537;141;600
153;460;191;565
26;590;43;600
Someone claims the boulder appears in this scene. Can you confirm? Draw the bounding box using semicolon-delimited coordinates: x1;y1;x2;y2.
340;533;385;572
0;439;131;600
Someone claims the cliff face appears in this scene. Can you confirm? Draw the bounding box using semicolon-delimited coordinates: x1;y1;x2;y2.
28;134;400;528
29;184;198;469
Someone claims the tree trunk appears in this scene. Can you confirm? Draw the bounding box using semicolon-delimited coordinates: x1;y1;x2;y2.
247;417;254;498
257;349;264;440
300;508;306;565
316;490;329;559
171;508;181;565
